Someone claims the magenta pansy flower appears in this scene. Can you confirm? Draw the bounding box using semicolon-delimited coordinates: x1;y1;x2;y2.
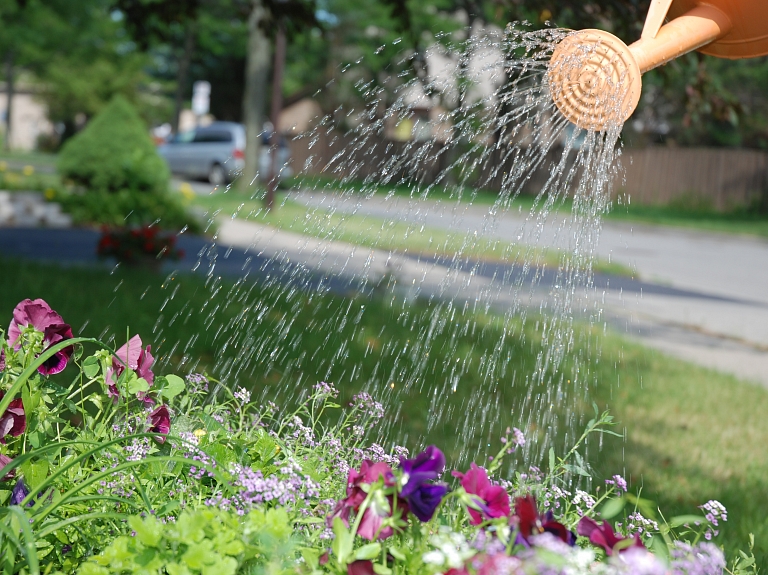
106;335;155;400
0;393;26;444
399;445;448;522
0;453;15;480
148;405;170;443
577;516;644;555
7;299;73;375
514;495;575;545
347;560;375;575
452;463;510;524
327;460;399;540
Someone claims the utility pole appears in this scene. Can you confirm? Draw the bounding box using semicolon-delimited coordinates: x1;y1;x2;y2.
265;21;286;211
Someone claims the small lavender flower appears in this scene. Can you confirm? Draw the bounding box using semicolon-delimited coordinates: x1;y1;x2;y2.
233;386;251;403
699;500;727;540
186;373;209;393
349;392;384;420
626;512;659;538
670;541;726;575
572;489;596;515
313;381;339;399
605;474;628;493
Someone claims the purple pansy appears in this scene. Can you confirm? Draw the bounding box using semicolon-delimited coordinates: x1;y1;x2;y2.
0;393;26;444
148;405;171;443
7;299;74;375
10;478;31;506
399;445;448;522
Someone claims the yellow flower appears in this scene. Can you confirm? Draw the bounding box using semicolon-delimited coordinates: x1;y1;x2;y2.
179;182;195;200
44;188;56;200
193;429;207;438
22;165;34;176
0;161;6;172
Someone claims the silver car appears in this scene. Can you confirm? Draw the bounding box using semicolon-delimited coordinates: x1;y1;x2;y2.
158;122;245;186
158;121;291;186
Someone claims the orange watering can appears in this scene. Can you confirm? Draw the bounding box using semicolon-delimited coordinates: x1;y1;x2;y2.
548;0;768;131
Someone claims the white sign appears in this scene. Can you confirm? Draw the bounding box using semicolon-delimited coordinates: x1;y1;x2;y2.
192;81;211;116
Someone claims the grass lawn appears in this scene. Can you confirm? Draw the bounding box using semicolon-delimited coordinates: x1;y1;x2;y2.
1;257;766;562
606;202;768;238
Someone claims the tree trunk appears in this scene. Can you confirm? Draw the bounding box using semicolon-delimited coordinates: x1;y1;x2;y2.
241;0;271;192
4;51;15;152
172;24;197;135
266;23;286;211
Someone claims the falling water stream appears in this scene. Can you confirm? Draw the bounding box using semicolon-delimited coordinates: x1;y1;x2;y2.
148;23;628;474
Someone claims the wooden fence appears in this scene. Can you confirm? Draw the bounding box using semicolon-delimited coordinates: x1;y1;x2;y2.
289;132;768;211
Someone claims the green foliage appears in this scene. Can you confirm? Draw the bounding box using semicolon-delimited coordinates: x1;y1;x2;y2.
59;187;199;231
79;508;296;575
57;96;169;195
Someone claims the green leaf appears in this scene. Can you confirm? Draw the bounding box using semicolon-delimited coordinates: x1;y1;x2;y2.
22;384;41;413
548;447;556;472
161;374;186;400
300;548;320;568
354;543;381;561
82;356;100;378
331;517;353;566
668;514;707;528
127;376;150;394
158;500;180;516
20;459;49;490
600;497;626;520
373;564;392;575
129;515;163;547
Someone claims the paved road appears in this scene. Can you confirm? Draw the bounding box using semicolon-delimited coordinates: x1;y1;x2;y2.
288;189;768;386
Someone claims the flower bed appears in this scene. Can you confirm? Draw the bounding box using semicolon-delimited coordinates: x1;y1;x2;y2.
0;299;758;574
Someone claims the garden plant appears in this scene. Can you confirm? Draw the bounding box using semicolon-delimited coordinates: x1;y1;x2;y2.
0;298;759;574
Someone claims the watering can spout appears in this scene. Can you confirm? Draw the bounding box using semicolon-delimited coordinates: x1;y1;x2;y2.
548;0;768;131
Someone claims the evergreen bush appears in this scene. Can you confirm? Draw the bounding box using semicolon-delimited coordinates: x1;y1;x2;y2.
58;95;169;194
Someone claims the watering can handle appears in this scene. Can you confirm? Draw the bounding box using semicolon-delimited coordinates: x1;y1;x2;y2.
641;0;675;39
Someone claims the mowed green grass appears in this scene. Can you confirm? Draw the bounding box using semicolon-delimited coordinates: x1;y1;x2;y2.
1;258;767;562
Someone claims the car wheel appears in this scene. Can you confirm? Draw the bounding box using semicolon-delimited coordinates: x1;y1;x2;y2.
209;163;227;186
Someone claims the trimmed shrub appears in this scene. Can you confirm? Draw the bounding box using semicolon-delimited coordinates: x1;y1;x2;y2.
58;95;170;194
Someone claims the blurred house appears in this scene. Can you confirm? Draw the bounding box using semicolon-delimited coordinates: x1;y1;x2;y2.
0;83;54;150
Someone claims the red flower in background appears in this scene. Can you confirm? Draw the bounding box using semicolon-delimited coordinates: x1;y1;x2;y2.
96;226;183;264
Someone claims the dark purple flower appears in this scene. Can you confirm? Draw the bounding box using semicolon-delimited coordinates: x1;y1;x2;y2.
7;298;73;375
577;516;644;555
11;478;31;506
452;463;510;525
148;405;170;443
514;495;575;545
106;335;155;400
347;560;375;575
0;393;26;444
61;545;72;555
0;349;5;371
399;445;447;521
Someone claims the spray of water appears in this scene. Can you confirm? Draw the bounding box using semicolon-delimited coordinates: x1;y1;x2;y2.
151;22;628;474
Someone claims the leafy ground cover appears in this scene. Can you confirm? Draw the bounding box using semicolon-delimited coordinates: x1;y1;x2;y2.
0;300;741;574
1;257;766;564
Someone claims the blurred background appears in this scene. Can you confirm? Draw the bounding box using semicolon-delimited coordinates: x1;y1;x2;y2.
2;0;768;561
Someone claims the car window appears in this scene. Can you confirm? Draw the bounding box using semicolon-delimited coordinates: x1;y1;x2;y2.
193;129;234;143
170;131;194;144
